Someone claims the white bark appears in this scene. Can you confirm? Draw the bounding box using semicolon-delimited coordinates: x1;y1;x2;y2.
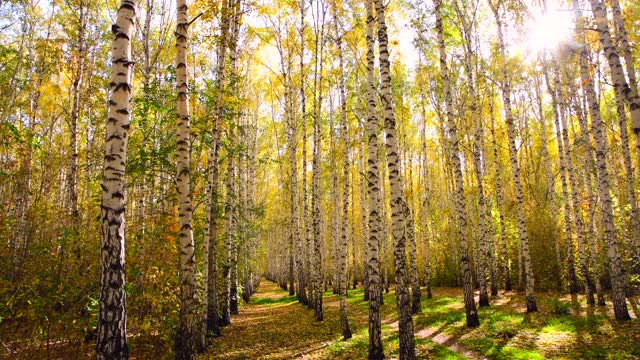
97;1;136;358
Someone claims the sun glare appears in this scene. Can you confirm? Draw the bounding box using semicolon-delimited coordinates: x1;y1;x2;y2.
524;9;573;54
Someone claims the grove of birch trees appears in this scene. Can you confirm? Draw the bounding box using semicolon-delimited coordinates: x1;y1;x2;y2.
1;0;639;358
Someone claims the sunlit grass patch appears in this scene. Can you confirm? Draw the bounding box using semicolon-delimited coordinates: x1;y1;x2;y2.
541;317;576;333
251;294;297;305
325;334;368;358
498;346;545;360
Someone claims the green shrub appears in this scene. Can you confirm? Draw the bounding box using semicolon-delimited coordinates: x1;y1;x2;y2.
547;298;571;315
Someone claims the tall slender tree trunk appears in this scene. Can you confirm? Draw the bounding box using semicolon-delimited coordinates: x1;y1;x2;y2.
401;152;421;314
406;200;421;314
455;0;492;304
312;96;323;320
331;3;352;336
592;0;640;279
96;1;135;358
590;0;640;161
205;140;221;334
419;79;433;299
576;0;630;321
330;102;339;295
359;141;368;292
490;1;537;311
610;1;640;214
68;4;86;253
435;0;480;326
381;146;390;296
545;61;578;294
338;97;352;341
569;55;606;305
299;0;311;307
364;1;383;356
559;63;595;304
206;0;231;335
374;0;415;356
286;61;298;301
231;0;242;316
399;138;420;311
489;99;511;291
311;0;326;320
175;1;198;357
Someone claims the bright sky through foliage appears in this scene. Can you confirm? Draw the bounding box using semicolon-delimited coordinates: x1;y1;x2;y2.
522;7;573;54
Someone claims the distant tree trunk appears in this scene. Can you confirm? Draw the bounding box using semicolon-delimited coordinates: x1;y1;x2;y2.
336;39;352;333
175;1;198;357
406;200;421;314
490;1;537;311
545;61;578;294
435;0;480;326
455;0;492;304
67;2;86;250
559;63;595;304
244;115;258;301
224;140;237;320
419;80;433;299
206;0;231;335
286;55;298;302
568;46;606;305
312;101;323;320
576;0;630;320
239;115;249;304
375;0;416;356
205;140;221;335
299;0;311;307
10;14;39;281
96;1;135;358
489;99;510;291
311;0;326;321
228;0;242;318
359;141;368;292
472;118;490;306
338;112;354;340
532;67;562;290
365;0;383;356
330;99;339;295
381;148;390;296
401;149;421;314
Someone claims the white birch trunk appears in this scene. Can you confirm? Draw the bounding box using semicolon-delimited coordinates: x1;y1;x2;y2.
97;1;135;358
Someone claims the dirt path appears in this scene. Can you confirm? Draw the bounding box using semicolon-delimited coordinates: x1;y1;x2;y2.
200;280;343;359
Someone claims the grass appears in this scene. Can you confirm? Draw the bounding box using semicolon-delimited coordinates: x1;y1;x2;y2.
251;294;297;305
202;281;640;359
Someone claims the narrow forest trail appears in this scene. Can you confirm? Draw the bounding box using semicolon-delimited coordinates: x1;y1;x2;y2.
200;279;477;359
200;279;340;359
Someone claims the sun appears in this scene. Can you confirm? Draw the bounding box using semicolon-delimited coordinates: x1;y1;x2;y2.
523;8;573;54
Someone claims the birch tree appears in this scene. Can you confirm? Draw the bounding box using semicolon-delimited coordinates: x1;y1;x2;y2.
96;1;136;358
575;0;631;321
374;0;415;356
489;0;537;312
174;0;198;357
364;0;383;357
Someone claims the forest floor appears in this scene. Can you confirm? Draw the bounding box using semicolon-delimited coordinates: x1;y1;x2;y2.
201;279;640;360
4;279;639;359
